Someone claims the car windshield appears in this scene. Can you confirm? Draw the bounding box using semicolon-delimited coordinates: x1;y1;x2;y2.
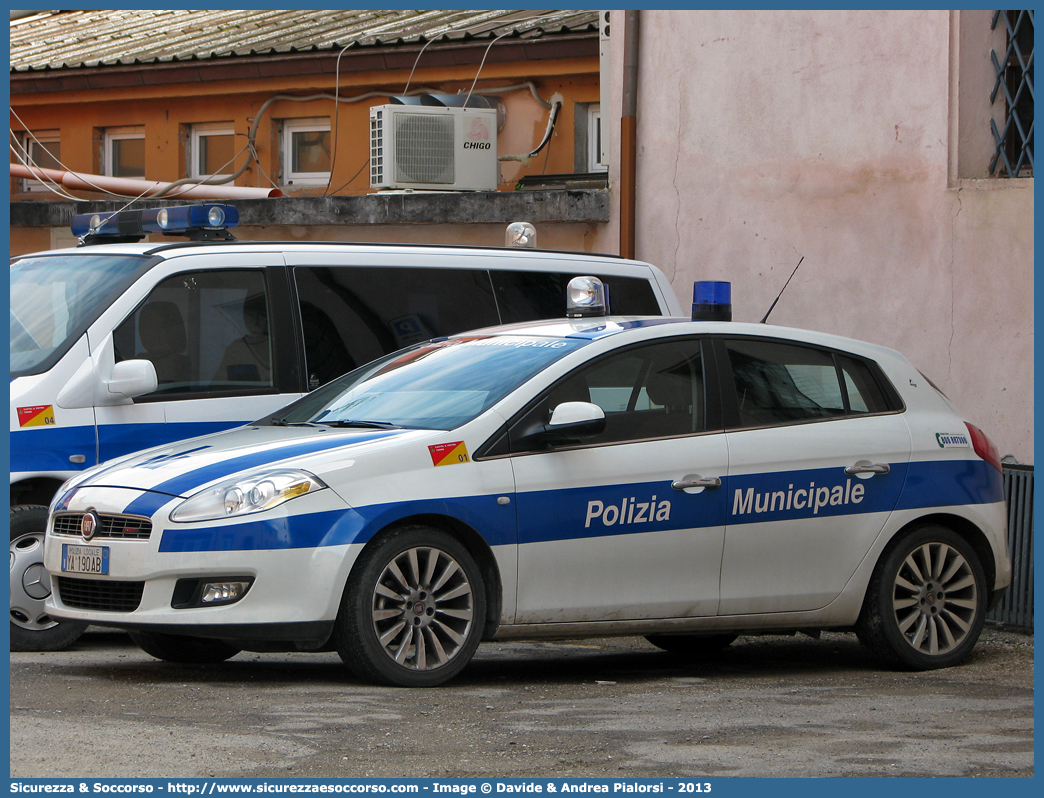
274;334;590;431
10;253;153;377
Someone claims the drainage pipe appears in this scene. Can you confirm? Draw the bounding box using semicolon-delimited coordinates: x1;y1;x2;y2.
10;164;283;199
619;10;640;260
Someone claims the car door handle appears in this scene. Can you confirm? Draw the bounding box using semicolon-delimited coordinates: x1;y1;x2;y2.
844;462;891;476
672;476;722;490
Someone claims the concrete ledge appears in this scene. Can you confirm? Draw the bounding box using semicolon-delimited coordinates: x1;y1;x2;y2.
10;190;610;228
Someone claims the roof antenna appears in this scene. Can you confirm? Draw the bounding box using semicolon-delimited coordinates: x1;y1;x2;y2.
760;256;804;324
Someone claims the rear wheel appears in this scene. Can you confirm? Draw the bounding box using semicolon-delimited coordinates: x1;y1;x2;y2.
10;505;88;652
334;526;485;687
857;525;987;670
645;634;737;656
129;631;241;664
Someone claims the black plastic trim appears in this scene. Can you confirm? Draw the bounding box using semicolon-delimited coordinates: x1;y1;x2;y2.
95;620;334;645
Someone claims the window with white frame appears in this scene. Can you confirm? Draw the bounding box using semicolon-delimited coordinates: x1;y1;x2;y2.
190;123;236;180
104;127;146;178
587;105;607;173
282;118;332;186
19;132;61;192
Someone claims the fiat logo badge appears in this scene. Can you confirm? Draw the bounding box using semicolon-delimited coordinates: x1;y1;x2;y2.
81;509;101;542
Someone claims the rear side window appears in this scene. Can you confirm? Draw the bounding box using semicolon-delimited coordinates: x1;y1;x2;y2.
723;338;894;428
490;271;660;324
837;354;891;414
294;266;501;390
293;266;662;391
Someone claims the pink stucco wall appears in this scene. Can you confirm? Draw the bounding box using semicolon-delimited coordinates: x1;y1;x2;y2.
13;11;1032;461
597;10;1033;462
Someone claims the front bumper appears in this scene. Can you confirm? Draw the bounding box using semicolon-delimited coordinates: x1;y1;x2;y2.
43;485;367;638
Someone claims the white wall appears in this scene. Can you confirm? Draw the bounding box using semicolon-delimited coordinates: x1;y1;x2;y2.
598;10;1033;462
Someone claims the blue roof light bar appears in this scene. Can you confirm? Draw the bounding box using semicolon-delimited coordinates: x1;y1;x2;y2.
71;204;239;246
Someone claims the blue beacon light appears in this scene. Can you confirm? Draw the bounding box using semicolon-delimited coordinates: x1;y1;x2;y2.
70;204;239;245
691;281;732;322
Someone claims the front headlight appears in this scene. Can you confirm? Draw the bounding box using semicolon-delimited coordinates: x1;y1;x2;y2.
170;470;326;523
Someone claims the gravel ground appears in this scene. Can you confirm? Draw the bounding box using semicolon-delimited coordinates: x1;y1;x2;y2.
9;625;1034;779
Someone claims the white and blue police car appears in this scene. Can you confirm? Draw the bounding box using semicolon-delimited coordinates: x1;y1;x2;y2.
10;208;679;652
41;278;1010;686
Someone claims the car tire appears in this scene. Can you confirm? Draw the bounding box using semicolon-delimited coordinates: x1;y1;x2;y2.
645;634;737;655
856;524;987;670
129;630;241;664
10;504;89;652
334;525;486;687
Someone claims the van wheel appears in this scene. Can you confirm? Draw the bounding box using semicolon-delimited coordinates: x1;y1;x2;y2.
10;505;88;652
856;525;986;670
334;526;485;687
129;631;241;664
645;634;737;655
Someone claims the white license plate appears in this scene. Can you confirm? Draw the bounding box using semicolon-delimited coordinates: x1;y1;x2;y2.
61;544;110;575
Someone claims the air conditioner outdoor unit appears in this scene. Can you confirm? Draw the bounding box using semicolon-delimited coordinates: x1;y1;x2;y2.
370;105;499;191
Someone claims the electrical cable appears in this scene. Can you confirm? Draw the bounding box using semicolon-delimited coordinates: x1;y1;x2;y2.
463;30;514;108
327;156;370;195
403;38;436;96
497;96;562;165
326;38;356;196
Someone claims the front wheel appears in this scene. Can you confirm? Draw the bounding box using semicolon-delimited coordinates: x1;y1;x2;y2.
334;526;486;687
10;505;88;652
129;630;241;664
856;525;987;670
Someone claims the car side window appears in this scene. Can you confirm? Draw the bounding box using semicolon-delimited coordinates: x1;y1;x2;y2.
837;354;891;413
510;338;706;452
489;271;661;323
293;266;501;390
724;338;892;427
113;270;273;397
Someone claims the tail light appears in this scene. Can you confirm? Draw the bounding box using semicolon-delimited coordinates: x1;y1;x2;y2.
965;422;1002;473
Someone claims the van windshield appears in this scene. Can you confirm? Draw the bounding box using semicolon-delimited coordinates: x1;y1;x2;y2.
10;253;153;377
272;334;589;431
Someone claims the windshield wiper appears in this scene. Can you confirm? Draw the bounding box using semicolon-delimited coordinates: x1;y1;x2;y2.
322;419;402;429
269;419;329;428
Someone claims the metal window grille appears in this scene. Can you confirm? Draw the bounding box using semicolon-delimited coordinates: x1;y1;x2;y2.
989;10;1034;177
987;465;1034;629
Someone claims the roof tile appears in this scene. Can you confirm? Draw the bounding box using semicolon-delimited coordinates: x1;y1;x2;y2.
10;9;598;72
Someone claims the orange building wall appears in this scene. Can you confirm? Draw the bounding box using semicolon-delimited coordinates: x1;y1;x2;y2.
11;57;600;199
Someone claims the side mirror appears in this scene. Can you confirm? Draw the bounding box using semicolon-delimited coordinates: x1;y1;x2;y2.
106;359;158;400
543;401;606;440
57;335;160;408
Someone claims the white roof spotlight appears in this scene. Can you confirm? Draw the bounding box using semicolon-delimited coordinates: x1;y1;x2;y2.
505;221;538;248
566;275;608;318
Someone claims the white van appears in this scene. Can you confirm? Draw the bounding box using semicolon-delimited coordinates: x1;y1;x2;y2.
9;205;681;651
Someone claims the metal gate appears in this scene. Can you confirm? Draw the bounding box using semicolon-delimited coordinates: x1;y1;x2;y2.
987;465;1034;629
